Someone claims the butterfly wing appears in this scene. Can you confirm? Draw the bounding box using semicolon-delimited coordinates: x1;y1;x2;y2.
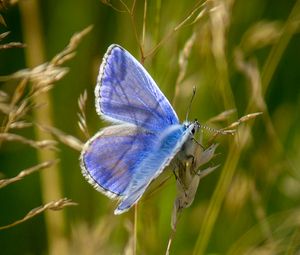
95;44;179;132
82;45;189;213
80;125;157;198
114;124;190;214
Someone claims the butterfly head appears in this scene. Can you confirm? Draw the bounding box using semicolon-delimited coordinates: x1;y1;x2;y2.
184;119;200;137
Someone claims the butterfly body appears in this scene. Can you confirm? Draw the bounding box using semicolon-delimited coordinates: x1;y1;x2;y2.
80;44;199;214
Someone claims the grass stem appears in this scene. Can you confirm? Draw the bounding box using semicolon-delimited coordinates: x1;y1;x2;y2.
19;0;67;254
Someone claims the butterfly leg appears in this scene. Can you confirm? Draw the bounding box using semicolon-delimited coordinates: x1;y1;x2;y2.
192;137;205;150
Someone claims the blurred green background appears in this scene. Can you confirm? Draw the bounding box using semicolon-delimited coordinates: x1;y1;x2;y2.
1;0;300;254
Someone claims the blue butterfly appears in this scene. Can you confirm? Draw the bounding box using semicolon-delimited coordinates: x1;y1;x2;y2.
80;44;199;214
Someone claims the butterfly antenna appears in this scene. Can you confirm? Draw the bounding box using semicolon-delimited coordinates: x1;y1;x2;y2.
201;124;235;135
185;86;196;122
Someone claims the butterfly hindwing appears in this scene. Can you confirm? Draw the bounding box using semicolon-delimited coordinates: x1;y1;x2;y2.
95;44;179;132
80;125;157;198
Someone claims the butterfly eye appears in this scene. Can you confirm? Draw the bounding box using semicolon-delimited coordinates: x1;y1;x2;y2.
191;128;195;135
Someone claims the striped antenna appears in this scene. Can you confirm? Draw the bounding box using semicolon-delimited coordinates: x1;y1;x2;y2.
201;124;235;135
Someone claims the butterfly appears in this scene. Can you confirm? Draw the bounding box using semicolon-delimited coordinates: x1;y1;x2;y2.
80;44;200;215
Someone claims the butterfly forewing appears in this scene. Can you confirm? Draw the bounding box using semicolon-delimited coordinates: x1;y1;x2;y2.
95;45;179;132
